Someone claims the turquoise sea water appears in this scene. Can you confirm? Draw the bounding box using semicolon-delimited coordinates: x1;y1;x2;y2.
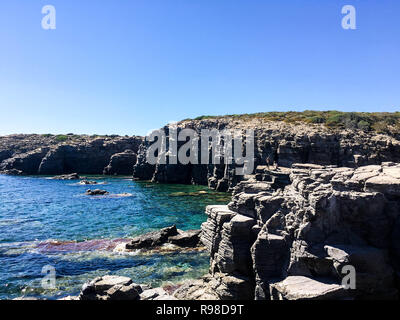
0;175;230;300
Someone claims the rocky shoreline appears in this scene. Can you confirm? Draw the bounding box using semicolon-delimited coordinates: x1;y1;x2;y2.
3;119;400;194
3;118;400;300
49;162;400;300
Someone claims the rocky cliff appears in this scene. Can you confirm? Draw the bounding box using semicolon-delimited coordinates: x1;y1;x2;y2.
133;118;400;191
173;163;400;300
0;134;143;175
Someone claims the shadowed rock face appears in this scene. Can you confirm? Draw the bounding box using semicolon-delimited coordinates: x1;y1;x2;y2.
132;119;400;191
103;150;137;175
0;134;143;175
180;163;400;300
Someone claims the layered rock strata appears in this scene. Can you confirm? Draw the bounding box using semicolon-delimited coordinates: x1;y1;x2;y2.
132;119;400;191
179;163;400;300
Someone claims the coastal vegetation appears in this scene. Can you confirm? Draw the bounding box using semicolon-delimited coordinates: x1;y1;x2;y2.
190;111;400;133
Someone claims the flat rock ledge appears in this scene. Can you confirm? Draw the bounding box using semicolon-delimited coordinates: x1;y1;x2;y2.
176;163;400;300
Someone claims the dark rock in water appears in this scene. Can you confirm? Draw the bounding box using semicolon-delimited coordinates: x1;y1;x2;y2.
51;173;80;180
85;189;109;196
124;226;202;251
168;230;201;247
103;149;137;175
79;275;142;300
126;225;178;250
78;180;98;185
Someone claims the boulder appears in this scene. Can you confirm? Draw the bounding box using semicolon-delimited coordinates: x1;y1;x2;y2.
140;288;169;300
126;225;178;250
78;180;98;185
85;189;109;196
168;230;201;247
79;275;141;300
269;276;348;300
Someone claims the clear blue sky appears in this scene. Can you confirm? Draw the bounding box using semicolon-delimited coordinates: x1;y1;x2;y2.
0;0;399;136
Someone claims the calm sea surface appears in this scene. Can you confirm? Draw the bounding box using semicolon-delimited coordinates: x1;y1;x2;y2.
0;175;230;299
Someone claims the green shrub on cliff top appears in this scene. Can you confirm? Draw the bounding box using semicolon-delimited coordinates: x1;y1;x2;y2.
55;135;69;142
188;111;400;133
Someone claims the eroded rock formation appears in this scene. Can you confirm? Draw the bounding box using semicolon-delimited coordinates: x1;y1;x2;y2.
132;118;400;191
0;134;142;175
176;163;400;300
